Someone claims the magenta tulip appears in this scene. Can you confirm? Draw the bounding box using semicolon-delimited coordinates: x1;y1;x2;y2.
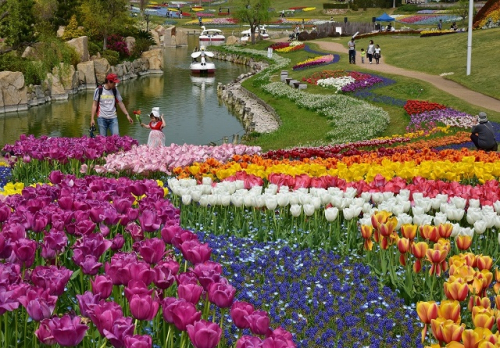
43;229;69;253
126;222;144;241
178;283;203;304
13;238;37;267
208;280;236;308
48;314;88;346
0;202;12;222
124;280;152;302
0;263;21;287
18;287;57;321
103;316;135;348
124;334;152;348
246;310;271;336
35;319;57;346
129;294;159;321
193;261;222;291
111;234;125;251
76;291;100;317
48;170;64;184
161;224;184;244
236;336;263;348
153;262;176;290
180;240;211;265
129;261;156;286
231;301;255;329
91;275;113;299
31;265;73;296
0;234;12;259
261;337;289;348
138;238;165;264
0;288;20;315
186;320;222;348
161;297;179;322
79;255;103;275
171;230;198;249
176;271;199;286
162;298;201;331
138;208;161;232
266;327;295;347
105;253;137;285
89;300;124;336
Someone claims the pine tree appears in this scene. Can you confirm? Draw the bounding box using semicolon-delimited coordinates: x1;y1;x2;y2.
62;14;84;40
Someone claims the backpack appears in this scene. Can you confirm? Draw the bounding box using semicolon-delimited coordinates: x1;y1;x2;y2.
96;86;118;116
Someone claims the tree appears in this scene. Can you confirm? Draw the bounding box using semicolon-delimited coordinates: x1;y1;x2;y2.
62;15;84;40
452;0;469;22
139;0;149;13
234;0;272;44
0;0;36;52
80;0;133;51
54;0;82;28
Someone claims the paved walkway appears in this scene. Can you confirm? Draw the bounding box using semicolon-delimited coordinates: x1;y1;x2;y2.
276;38;500;113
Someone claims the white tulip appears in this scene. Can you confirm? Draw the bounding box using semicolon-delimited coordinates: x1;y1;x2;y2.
297;188;308;194
440;203;451;214
412;192;424;200
202;177;212;186
265;197;278;210
413;214;433;226
412;206;425;216
220;194;231;206
397;213;413;225
430;198;442;210
231;195;243;207
234;180;245;190
320;193;331;205
279;186;290;193
358;216;372;226
277;193;290;207
482;205;494;213
254;196;265;208
401;200;411;213
289;193;299;205
324;207;339;221
371;192;383;204
469;199;480;208
466;208;482;225
328;187;342;196
343;205;362;220
199;195;209;207
244;195;256;207
226;182;237;194
167;178;179;189
451;196;467;209
446;208;465;221
201;185;212;195
352;198;365;208
493;200;500;214
382;191;394;200
330;195;343;208
474;220;487;234
361;192;372;202
495;216;500;229
415;198;432;213
392;204;405;216
461;227;474;237
303;204;315;216
398;189;411;200
451;223;462;238
343;198;353;208
299;193;311;205
345;187;357;199
311;197;321;210
362;203;373;214
191;190;202;202
433;212;448;226
290;204;302;217
484;212;496;228
436;194;448;203
180;179;196;187
182;194;192;205
250;186;263;195
208;195;218;206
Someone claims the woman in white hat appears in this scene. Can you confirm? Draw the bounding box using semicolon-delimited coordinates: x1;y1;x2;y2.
140;107;165;147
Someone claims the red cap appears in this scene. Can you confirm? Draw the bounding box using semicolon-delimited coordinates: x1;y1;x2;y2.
106;73;120;83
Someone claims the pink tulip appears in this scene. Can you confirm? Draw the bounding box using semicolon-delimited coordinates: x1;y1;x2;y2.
170;229;198;249
178;283;204;304
138;209;161;232
246;310;271;336
153;262;176;290
129;261;156;286
193;261;222;290
125;280;153;302
91;275;113;299
111;234;125;251
129;294;159;321
261;337;289;348
124;334;152;348
176;271;199;286
162;298;201;331
48;314;88;346
208;280;236;308
180;240;211;265
231;301;255;329
187;320;222;348
236;336;263;348
138;238;165;264
0;288;21;315
35;319;57;345
266;328;296;347
18;287;57;321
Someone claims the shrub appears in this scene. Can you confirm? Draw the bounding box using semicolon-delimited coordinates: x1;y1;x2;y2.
106;34;130;58
323;3;349;9
88;41;102;57
102;50;120;66
130;37;152;59
62;15;84;41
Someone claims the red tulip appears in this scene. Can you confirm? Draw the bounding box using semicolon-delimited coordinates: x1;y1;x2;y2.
187;320;222;348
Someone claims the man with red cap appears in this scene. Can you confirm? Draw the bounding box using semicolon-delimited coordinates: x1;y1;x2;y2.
90;73;133;136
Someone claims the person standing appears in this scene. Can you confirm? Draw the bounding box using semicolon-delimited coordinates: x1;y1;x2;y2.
141;107;166;147
437;19;442;30
90;73;133;136
367;40;375;64
348;37;356;64
374;44;381;64
471;112;498;151
360;48;366;63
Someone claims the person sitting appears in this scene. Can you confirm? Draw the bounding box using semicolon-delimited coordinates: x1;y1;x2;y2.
386;23;392;32
451;22;457;30
471;112;498;152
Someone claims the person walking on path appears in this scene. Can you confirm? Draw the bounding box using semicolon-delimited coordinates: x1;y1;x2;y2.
437;19;443;30
360;48;366;64
348;37;356;64
141;107;166;147
471;112;498;152
374;44;381;64
367;40;375;64
90;73;133;136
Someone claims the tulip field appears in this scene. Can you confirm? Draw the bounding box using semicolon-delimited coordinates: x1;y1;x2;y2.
2;46;500;348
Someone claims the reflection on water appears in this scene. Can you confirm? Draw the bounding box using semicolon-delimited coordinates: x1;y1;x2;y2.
0;36;249;148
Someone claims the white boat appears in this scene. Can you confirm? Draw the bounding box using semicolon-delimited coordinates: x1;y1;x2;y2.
199;26;225;46
190;47;216;74
241;25;269;42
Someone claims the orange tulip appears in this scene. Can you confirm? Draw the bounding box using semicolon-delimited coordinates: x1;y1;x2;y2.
477;270;493;293
469;296;491;312
444;280;469;301
445;343;465;348
427;247;450;276
476;255;493;271
462;329;480;348
438;300;461;323
360;225;373;239
397;238;410;254
400;224;418;240
414;259;423;273
420;225;440;243
477;342;496;348
431;317;447;343
438;223;453;238
456;235;472;251
370;211;391;230
432;319;465;344
472;306;495;329
363;239;373;251
463;253;477;267
469;279;485;298
379;217;398;237
449;265;475;282
412;242;429;259
418;301;439;324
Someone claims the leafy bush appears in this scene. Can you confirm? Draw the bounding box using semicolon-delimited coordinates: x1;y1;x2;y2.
0;54;43;85
130;38;152;59
62;15;84;41
135;29;155;42
106;34;130;58
102;49;120;66
88;41;102;57
322;3;349;9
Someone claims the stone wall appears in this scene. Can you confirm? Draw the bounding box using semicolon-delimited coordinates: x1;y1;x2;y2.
0;48;164;114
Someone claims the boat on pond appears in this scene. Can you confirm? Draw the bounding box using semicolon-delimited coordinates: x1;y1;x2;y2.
241;25;269;42
190;47;216;74
199;26;225;46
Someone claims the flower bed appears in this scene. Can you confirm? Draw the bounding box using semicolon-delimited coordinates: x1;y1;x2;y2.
293;55;335;70
185;17;237;25
275;42;305;53
407;108;476;133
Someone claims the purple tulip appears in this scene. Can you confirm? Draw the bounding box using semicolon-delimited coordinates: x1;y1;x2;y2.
153;262;176;290
57;196;74;210
0;203;11;222
129;261;156;285
89;300;124;336
186;320;222;348
80;255;103;275
138;209;161;232
0;263;21;287
18;287;58;321
43;229;69;250
113;197;134;214
26;211;49;232
0;288;20;315
246;310;271;336
261;337;290;348
48;314;88;346
103;316;135;348
266;328;296;348
35;319;57;345
138;238;165;264
0;234;12;259
171;230;198;249
102;206;121;225
124;280;153;302
180;240;211;265
236;336;263;348
178;283;203;304
160;224;184;244
30;265;72;296
176;271;199;286
129;294;159;321
74;219;97;236
111;234;125;251
89;205;105;223
13;238;37;267
76;291;100;317
72;233;112;266
208;279;236;308
193;261;222;290
48;170;64;184
124;334;152;348
91;275;113;299
161;297;179;322
231;301;255;329
126;222;144;241
104;253;137;286
162;298;201;331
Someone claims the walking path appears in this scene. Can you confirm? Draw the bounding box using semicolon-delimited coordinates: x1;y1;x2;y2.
283;38;500;113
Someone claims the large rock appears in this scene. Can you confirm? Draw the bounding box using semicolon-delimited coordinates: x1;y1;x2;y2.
77;61;97;88
21;46;37;59
175;29;188;46
67;36;89;62
53;63;79;93
226;36;239;45
0;71;28;112
93;58;111;84
150;30;161;46
141;49;163;73
57;26;65;38
46;73;68;100
154;25;166;36
125;36;136;54
164;27;176;47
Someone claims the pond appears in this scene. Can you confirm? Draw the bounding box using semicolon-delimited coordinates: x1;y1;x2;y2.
0;36;250;148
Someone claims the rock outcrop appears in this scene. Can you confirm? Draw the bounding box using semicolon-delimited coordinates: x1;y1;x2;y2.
0;72;28;113
141;49;163;73
77;61;97;88
66;36;90;62
93;58;111;85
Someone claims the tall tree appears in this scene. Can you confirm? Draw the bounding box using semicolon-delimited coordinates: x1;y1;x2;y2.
139;0;149;13
0;0;36;52
234;0;272;44
80;0;132;50
54;0;82;28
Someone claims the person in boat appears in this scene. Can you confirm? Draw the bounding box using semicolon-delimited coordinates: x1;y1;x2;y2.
141;107;166;148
